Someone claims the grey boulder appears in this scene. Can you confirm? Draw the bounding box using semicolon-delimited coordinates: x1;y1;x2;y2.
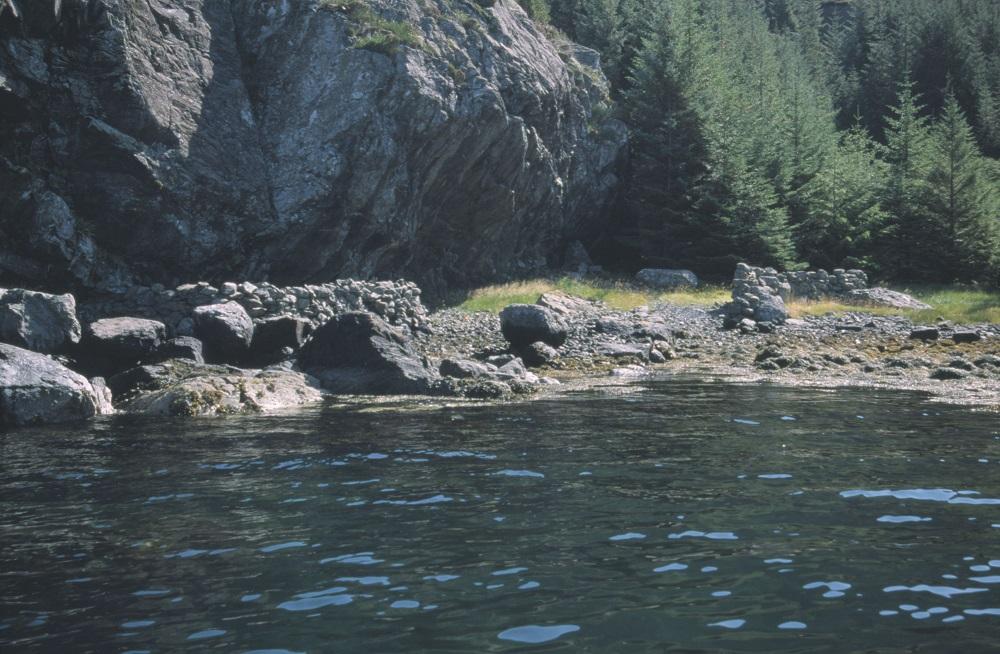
0;343;113;426
499;304;568;348
519;341;559;367
635;268;699;289
754;294;789;325
83;317;167;369
146;337;205;365
299;312;438;395
193;302;254;363
0;288;81;353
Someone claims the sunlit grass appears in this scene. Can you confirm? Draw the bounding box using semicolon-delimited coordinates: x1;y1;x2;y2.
788;286;1000;324
456;277;729;313
456;277;999;324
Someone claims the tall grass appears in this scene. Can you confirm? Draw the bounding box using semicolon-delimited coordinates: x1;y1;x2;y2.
788;285;1000;324
456;277;729;313
456;277;999;324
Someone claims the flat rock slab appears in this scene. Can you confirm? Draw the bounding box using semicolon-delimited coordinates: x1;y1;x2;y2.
117;359;323;416
635;268;699;289
847;288;932;310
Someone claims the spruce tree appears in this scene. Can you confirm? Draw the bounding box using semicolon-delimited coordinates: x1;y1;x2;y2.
922;91;1000;282
793;124;889;271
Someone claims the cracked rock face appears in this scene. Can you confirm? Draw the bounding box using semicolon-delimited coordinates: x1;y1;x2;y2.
0;0;626;294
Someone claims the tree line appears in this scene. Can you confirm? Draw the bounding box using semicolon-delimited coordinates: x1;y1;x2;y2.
519;0;1000;285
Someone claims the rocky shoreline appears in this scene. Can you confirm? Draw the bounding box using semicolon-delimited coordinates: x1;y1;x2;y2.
2;272;998;427
417;298;1000;410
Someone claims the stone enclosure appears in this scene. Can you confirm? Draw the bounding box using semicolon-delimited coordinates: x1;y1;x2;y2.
79;279;428;337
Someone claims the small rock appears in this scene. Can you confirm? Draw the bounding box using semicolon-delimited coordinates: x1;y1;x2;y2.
947;358;975;371
952;331;981;344
440;358;496;379
909;327;940;340
610;365;647;377
146;337;205;365
930;367;967;380
519;341;558;367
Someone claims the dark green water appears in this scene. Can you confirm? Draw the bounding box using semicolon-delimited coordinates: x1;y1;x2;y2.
2;378;999;653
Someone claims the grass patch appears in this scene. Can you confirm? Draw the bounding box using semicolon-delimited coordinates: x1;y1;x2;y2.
788;285;1000;324
456;277;999;325
319;0;422;56
456;277;729;313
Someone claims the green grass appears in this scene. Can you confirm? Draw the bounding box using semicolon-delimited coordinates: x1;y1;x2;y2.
456;277;1000;324
319;0;422;55
789;285;1000;324
456;277;730;313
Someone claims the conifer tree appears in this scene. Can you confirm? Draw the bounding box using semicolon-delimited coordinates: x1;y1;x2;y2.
922;91;1000;281
880;80;933;279
793;124;889;271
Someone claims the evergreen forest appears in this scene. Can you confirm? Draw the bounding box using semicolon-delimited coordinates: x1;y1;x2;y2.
521;0;1000;285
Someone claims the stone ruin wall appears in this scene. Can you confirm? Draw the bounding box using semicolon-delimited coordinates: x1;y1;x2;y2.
79;280;428;337
734;264;869;301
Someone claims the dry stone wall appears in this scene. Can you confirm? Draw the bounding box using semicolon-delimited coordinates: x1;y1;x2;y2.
735;264;869;301
80;280;427;336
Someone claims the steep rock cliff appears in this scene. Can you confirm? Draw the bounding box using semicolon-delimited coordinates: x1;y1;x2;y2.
0;0;626;294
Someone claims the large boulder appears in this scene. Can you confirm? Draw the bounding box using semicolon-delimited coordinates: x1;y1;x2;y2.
0;288;81;353
299;312;439;395
113;359;324;416
0;343;113;426
754;293;789;325
192;302;254;363
635;268;699;290
499;304;568;348
82;317;167;370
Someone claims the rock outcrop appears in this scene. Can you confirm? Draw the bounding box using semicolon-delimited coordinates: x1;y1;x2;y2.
117;360;324;417
0;343;113;426
0;0;625;294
